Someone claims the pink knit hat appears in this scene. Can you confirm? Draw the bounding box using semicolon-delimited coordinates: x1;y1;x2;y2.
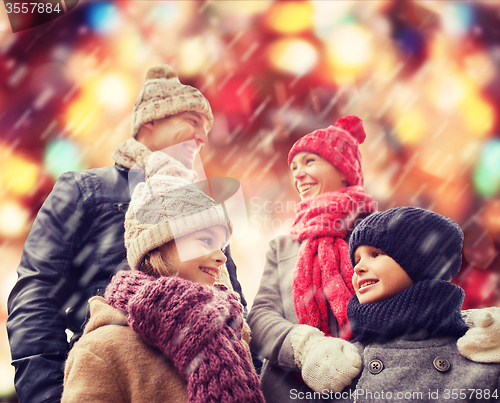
287;116;366;187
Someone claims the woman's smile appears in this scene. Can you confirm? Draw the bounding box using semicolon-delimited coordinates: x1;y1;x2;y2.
290;152;347;200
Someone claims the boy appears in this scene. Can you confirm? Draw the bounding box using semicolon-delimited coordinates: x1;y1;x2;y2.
343;206;500;403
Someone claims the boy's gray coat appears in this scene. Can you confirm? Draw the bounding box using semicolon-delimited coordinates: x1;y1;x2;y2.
340;334;500;403
248;235;500;403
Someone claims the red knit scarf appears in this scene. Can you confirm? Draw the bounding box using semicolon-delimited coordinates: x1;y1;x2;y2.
290;186;376;340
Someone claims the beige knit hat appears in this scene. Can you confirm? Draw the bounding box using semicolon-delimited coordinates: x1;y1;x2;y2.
131;65;214;138
125;175;231;270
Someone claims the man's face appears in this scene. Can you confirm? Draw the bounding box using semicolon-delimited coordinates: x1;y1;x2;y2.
141;111;211;168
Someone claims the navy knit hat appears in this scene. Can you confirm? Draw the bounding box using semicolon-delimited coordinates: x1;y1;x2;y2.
349;207;464;283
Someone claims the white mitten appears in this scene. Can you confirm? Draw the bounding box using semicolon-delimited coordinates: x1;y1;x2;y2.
458;307;500;363
290;325;362;393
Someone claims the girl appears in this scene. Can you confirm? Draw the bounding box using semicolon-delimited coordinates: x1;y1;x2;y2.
62;174;264;403
247;116;377;401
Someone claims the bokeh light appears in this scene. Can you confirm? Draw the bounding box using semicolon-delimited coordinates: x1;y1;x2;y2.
482;200;500;234
473;138;500;197
325;23;373;83
209;0;272;18
460;94;495;137
265;1;314;34
0;363;15;400
64;79;101;137
312;0;353;38
440;2;474;37
393;109;426;145
43;138;83;179
97;72;135;113
463;228;496;269
464;51;496;87
0;200;30;239
430;72;467;112
148;1;181;24
66;51;103;85
115;29;144;68
86;1;122;34
268;38;318;76
0;154;40;197
179;37;210;77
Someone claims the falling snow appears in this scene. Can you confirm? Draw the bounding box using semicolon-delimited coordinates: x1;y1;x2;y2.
1;0;500;400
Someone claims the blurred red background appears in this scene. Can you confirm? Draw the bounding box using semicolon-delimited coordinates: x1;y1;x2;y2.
0;1;500;399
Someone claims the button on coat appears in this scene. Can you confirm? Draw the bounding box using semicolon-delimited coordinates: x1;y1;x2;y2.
368;359;384;374
433;356;451;372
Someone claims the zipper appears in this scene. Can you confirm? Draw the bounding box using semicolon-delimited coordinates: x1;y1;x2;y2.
114;202;129;212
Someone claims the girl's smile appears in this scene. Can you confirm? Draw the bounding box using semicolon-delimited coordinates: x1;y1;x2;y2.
159;225;228;286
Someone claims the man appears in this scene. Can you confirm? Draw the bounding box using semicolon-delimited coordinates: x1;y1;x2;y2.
7;65;245;403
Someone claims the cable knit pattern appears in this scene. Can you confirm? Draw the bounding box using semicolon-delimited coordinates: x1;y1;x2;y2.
112;137;153;169
112;138;197;183
138;150;198;182
349;207;464;283
104;271;264;403
290;186;376;340
131;64;213;138
347;279;469;344
125;175;230;270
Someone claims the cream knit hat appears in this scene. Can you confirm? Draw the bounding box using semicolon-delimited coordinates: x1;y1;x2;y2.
125;175;231;270
131;65;214;138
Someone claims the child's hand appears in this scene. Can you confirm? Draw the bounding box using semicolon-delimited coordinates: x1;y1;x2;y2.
290;325;362;393
458;307;500;363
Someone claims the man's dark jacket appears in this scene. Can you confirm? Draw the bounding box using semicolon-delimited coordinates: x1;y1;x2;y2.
6;163;244;403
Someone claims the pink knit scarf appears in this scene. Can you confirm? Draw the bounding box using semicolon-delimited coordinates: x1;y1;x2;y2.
105;270;264;403
290;186;376;340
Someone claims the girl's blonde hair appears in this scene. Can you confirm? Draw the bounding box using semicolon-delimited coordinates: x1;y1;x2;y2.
139;241;177;278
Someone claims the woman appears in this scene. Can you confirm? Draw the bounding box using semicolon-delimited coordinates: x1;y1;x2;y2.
247;116;377;402
62;174;264;403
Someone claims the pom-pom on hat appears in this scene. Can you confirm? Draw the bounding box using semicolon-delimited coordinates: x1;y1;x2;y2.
125;175;231;270
287;115;366;187
131;65;214;138
349;207;464;283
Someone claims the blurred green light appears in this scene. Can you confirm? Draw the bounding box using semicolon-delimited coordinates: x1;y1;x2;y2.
44;138;83;179
473;139;500;197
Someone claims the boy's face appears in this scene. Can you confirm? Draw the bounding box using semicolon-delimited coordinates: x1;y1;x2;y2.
352;245;414;304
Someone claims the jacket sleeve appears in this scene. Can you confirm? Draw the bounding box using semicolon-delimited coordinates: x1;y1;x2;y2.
247;238;298;371
7;172;92;403
62;346;125;403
